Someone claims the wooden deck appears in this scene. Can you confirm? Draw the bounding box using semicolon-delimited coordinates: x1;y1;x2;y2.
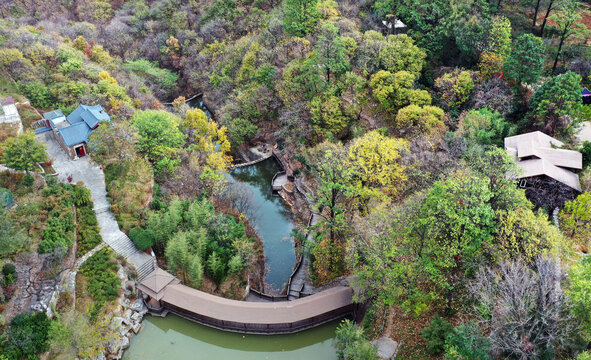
139;269;355;334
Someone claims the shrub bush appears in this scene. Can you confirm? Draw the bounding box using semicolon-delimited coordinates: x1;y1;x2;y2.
0;312;51;358
76;204;101;257
444;322;490;360
1;263;16;288
79;248;120;304
129;227;155;251
422;315;454;354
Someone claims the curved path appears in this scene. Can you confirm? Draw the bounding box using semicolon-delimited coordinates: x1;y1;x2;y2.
138;268;354;334
38;133;155;280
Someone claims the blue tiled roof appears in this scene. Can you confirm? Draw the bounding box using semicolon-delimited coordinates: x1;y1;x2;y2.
67;104;110;129
57;122;93;146
43;109;64;121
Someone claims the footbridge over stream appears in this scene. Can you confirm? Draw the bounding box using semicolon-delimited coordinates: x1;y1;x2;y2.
138;268;356;334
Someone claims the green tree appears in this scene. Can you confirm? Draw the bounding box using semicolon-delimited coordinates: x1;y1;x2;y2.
504;34;546;85
370;70;431;114
560;192;591;249
308;142;357;281
311;24;350;83
395;105;445;137
1;132;47;174
567;256;591;341
444;322;490;360
131;110;186;175
0;206;29;257
282;0;321;37
434;69;475;111
334;319;379;360
529;71;582;135
422;315;453;354
548;1;590;72
165;231;190;282
456;108;513;147
378;34;426;77
207;251;226;284
2;312;51;358
188;253;204;288
414;170;497;307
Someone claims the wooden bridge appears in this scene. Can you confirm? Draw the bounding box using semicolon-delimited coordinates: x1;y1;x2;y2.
138;268;356;334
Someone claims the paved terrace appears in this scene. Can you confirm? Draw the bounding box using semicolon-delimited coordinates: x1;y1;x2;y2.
139;268;355;334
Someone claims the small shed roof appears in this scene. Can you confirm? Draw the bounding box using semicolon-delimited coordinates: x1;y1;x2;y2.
43;109;65;121
138;268;180;301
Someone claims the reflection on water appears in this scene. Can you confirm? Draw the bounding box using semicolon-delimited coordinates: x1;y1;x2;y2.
187;96;213;118
123;315;339;360
230;158;296;293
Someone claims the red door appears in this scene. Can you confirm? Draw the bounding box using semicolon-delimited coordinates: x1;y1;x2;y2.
75;146;86;157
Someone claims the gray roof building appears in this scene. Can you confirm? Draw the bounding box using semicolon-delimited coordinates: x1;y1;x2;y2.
505;131;582;191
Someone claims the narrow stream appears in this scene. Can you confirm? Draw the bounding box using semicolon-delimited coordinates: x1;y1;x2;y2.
230;158;296;293
123;315;338;360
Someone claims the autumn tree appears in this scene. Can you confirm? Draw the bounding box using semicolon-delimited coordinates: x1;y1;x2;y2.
183;108;232;173
87;121;138;168
560;192;591;251
491;207;566;263
283;0;321;37
434;69;475;111
348;131;408;197
395;105;446;138
0;206;30;258
378;34;426;77
370;70;431;114
471;258;579;359
1;132;47;174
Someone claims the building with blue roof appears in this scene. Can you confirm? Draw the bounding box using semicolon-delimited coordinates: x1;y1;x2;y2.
43;104;110;159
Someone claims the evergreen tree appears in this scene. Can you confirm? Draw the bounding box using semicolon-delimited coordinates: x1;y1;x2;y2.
282;0;321;37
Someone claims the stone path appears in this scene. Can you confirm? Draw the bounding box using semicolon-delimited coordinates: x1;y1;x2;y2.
287;178;320;300
577;121;591;144
38;133;154;280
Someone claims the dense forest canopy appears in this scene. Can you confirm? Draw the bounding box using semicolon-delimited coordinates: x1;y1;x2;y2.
0;0;590;358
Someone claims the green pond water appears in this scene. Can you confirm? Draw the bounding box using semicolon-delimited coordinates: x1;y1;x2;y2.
122;315;339;360
230;157;296;293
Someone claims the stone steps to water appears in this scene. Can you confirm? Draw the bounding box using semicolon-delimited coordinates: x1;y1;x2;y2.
136;261;155;281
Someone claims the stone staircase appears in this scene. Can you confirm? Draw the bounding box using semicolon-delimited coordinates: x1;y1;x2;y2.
32;119;48;129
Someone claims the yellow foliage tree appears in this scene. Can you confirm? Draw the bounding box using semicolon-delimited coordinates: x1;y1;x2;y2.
492;207;569;263
348;131;408;197
98;71;117;85
478;51;504;80
183;109;232;173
